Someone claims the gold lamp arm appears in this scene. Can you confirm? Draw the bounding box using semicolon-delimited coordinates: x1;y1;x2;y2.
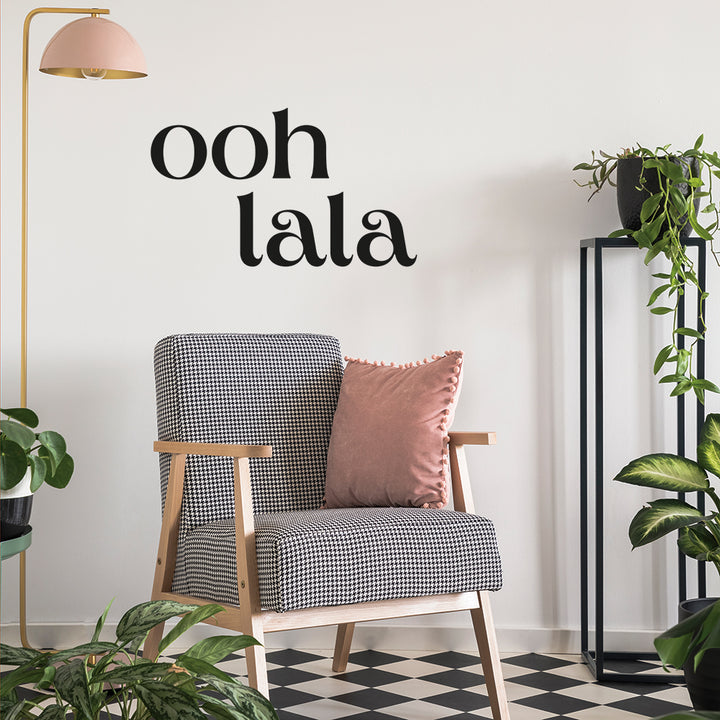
20;7;110;408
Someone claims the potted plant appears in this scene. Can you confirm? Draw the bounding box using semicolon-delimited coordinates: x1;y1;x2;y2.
0;599;278;720
574;136;720;401
0;406;74;541
614;412;720;709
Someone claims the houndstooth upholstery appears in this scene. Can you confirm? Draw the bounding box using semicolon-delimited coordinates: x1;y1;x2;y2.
154;333;503;611
154;333;343;596
183;508;503;612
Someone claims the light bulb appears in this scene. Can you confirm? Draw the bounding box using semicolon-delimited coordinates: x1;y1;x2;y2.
81;67;107;80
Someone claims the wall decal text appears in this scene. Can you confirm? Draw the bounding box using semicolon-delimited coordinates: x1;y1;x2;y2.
151;109;416;267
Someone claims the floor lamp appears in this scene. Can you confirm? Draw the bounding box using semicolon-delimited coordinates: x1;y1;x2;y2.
6;6;147;647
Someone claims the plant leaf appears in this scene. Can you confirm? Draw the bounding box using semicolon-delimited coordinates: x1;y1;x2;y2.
51;642;117;664
628;499;704;548
95;661;175;685
182;634;261;666
53;660;93;719
91;599;113;644
133;680;205;720
648;284;671;307
614;453;709;492
702;414;720;445
0;438;28;490
28;455;47;492
650;307;674;315
158;603;224;656
45;454;73;489
37;431;66;467
0;644;45;666
653;345;674;375
0;408;39;429
200;676;278;720
697;440;720;477
654;599;717;669
678;525;719;560
641;193;664;223
37;704;67;720
0;421;36;449
116;600;200;644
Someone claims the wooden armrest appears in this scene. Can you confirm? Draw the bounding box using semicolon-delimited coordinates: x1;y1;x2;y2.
449;431;496;446
153;441;272;458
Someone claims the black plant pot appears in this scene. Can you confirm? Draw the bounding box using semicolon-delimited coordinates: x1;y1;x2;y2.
679;597;720;710
0;496;33;541
616;156;700;236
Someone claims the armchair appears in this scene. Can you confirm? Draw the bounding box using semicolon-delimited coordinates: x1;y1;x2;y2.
145;333;509;720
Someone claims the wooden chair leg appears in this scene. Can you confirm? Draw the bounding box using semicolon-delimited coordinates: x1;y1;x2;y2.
143;622;165;660
245;616;269;698
470;591;510;720
332;622;355;673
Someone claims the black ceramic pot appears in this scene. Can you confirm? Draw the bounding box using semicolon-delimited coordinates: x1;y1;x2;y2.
616;156;700;235
678;597;720;710
0;496;33;541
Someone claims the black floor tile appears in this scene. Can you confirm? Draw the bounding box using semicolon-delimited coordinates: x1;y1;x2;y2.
334;667;407;687
510;670;587;692
425;689;493;711
349;649;407;667
503;653;577;671
419;651;482;668
516;691;596;714
422;668;485;689
333;687;412;709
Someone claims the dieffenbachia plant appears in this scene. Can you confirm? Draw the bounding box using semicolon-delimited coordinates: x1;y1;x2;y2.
614;413;720;670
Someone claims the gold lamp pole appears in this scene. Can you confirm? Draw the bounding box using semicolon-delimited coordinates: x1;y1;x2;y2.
20;6;147;407
10;6;146;647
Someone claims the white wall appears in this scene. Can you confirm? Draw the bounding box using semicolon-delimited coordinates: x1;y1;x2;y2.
2;0;720;651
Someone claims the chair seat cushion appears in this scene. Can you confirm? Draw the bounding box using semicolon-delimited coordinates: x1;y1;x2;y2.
177;507;502;612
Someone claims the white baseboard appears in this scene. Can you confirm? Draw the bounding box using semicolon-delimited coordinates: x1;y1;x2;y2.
0;621;660;655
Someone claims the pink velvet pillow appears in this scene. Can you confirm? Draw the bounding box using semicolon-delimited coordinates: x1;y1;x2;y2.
324;350;464;509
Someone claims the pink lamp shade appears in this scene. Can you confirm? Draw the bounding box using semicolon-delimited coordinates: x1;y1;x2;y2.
39;16;146;79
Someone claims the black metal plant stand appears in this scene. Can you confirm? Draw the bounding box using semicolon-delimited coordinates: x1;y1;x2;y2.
580;237;708;683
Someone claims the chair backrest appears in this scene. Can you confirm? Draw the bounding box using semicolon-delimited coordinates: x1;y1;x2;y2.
154;333;343;533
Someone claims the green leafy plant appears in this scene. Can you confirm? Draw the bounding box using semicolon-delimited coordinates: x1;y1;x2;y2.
0;407;74;493
0;599;278;720
574;136;720;401
614;413;720;671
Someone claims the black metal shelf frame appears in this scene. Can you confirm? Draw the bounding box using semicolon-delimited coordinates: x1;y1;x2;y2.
580;237;707;683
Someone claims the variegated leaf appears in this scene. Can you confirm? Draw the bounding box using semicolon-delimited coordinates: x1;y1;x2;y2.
628;499;704;548
702;413;720;445
94;661;175;685
116;601;199;644
182;634;260;665
133;679;205;720
51;642;116;664
54;660;92;719
158;603;224;655
202;677;278;720
698;440;720;478
0;644;45;666
614;454;709;492
677;525;720;560
37;704;67;720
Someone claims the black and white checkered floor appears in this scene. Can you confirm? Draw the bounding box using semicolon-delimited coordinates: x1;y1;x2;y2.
224;649;692;720
7;649;694;719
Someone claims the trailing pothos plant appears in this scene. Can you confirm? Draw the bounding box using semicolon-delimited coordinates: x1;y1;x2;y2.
574;136;720;402
0;599;278;720
614;413;720;672
0;407;74;493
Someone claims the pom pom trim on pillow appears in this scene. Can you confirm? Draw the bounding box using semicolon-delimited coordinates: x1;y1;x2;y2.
323;350;464;509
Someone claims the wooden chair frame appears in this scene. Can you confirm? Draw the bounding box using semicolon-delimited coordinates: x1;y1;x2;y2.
145;432;510;720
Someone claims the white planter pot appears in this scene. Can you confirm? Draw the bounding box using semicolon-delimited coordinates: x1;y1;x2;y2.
1;467;32;499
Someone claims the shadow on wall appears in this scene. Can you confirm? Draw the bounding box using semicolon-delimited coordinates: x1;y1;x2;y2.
434;163;619;631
